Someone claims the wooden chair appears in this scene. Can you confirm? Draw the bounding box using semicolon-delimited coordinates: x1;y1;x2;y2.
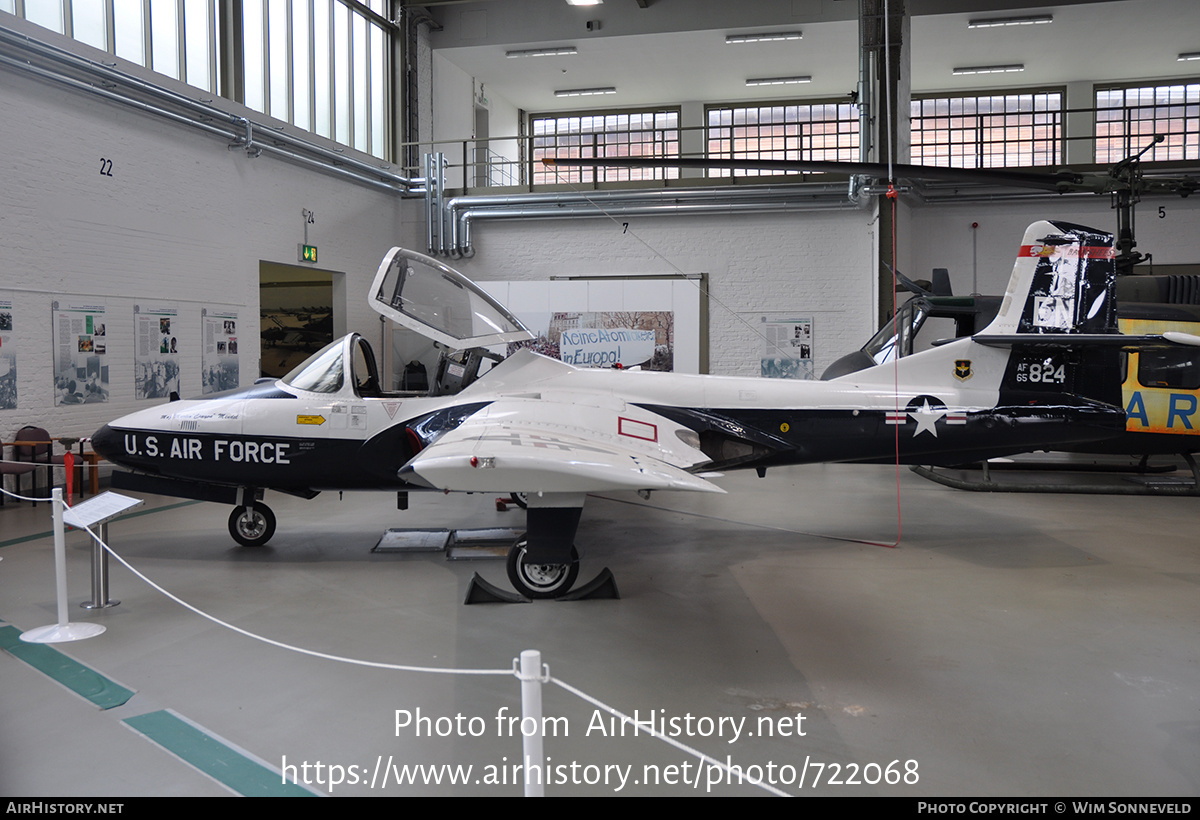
13;426;66;506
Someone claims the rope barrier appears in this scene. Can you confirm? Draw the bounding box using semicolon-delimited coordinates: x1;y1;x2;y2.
550;676;791;797
0;484;55;504
74;517;513;675
3;493;791;795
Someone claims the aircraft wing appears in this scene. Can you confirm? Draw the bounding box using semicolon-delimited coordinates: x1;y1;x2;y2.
399;412;724;495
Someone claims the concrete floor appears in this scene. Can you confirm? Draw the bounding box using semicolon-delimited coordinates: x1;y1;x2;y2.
1;462;1198;797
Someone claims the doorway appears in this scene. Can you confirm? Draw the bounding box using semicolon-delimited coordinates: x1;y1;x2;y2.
259;262;346;378
474;105;490;188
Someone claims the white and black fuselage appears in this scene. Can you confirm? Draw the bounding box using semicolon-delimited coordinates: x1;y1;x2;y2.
92;222;1153;598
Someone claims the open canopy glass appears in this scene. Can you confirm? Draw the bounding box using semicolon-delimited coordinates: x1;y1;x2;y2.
369;248;532;349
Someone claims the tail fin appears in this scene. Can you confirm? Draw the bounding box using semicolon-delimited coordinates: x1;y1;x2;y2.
979;220;1117;338
977;222;1121;406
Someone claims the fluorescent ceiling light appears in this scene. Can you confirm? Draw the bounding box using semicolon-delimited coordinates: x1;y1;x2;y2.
565;0;602;5
1179;52;1200;61
952;64;1025;75
726;31;803;44
506;46;578;58
967;15;1053;28
555;86;616;97
746;75;812;87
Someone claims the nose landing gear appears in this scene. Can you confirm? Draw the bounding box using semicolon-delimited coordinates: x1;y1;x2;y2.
228;501;276;547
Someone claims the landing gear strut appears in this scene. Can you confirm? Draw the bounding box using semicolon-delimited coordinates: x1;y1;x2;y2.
468;493;617;602
506;541;579;599
228;502;276;547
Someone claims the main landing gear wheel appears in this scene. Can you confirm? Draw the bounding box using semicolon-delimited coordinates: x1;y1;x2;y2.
228;502;276;547
506;541;579;599
510;492;529;509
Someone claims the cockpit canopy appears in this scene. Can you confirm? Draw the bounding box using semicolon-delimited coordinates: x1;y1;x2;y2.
280;334;382;397
280;251;532;400
280;338;345;393
369;247;532;349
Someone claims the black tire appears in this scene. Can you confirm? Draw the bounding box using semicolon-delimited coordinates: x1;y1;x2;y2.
228;502;276;547
510;492;529;509
506;541;579;599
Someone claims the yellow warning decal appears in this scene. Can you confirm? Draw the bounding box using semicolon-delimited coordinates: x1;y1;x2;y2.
296;415;326;425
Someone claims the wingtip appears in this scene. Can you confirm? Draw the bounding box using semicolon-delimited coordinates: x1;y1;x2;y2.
1163;331;1200;347
397;464;437;489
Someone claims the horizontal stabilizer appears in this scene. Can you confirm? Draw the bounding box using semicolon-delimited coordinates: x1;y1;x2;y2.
973;333;1199;349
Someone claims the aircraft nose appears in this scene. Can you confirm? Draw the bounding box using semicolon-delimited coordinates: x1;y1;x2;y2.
91;424;122;464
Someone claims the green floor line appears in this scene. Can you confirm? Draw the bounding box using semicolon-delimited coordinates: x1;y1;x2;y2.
0;624;134;709
0;499;202;549
123;710;316;797
104;498;201;522
0;530;58;549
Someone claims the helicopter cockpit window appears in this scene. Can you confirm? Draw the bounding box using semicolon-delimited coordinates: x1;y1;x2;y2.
1137;349;1200;390
280;339;345;394
369;248;533;349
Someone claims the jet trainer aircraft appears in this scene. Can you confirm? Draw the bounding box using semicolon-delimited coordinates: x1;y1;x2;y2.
92;220;1199;599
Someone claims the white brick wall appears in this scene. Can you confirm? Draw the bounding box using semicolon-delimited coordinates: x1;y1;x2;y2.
445;208;880;377
0;25;422;444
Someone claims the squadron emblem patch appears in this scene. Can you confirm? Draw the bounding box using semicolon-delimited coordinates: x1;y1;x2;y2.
954;359;973;381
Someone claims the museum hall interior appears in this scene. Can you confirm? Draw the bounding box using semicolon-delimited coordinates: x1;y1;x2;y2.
1;0;1199;798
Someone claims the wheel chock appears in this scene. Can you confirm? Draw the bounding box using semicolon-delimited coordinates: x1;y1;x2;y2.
494;497;509;512
464;573;529;604
558;568;620;601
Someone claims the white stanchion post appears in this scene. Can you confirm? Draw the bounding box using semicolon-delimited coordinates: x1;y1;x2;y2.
53;488;69;626
519;649;544;797
21;489;106;644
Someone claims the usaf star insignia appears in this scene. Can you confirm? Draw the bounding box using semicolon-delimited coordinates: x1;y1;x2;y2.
909;399;947;437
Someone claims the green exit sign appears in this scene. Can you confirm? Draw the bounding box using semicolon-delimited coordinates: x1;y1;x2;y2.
298;244;318;263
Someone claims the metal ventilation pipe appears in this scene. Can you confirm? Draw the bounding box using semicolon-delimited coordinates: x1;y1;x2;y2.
450;187;862;257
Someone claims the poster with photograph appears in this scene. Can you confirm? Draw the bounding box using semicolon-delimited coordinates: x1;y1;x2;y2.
202;308;239;394
509;311;675;371
0;292;14;409
478;278;701;374
52;299;108;405
134;303;181;399
760;316;815;380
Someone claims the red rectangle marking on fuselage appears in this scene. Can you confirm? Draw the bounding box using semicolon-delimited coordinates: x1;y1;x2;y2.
619;417;658;442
